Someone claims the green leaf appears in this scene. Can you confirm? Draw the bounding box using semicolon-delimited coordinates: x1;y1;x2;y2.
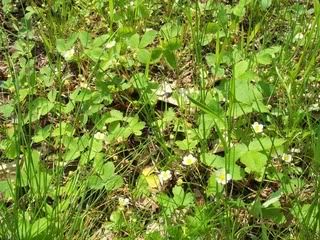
25;97;54;123
89;161;124;191
139;30;157;48
240;151;267;180
0;103;14;118
262;190;282;208
56;33;78;53
126;117;145;136
201;34;214;46
52;122;74;137
137;49;151;64
260;0;272;10
248;137;286;152
233;2;246;17
64;147;81;162
150;48;163;63
234;60;249;79
206;174;223;196
84;48;104;62
256;51;273;65
92;34;110;47
164;39;181;51
173;186;194;207
32;125;52;143
128;33;140;49
201;153;225;168
175;139;198;151
31;218;48;238
163;50;177;69
78;31;91;48
261;207;285;224
104;175;123;191
0;180;13;199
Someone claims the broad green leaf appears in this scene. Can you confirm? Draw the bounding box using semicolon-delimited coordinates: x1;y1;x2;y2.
240;151;267;180
175;139;198;151
160;22;181;39
92;34;110;47
32;125;52;143
256;51;273;65
164;38;182;51
84;48;104;62
233;2;246;17
261;207;286;224
100;161;115;179
126;117;145;135
30;218;48;238
78;31;91;47
150;48;163;63
2;139;20;159
52;122;74;137
263;190;282;208
206;174;223;196
137;49;151;64
201;34;214;46
0;180;13;199
249;137;286;152
234;60;249;79
139;30;157;48
56;33;78;53
25;97;54;123
104;175;123;191
201;153;225;168
172;186;194;207
163;50;177;69
0;103;14;118
64;147;80;162
128;33;140;49
260;0;272;10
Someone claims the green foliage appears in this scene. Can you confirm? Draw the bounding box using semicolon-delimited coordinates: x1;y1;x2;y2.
0;0;319;239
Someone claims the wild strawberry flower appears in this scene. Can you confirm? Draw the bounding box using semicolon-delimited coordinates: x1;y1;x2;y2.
215;168;232;185
291;148;300;153
118;197;130;210
252;122;264;134
80;82;89;89
105;40;116;49
282;153;293;163
182;154;197;166
62;47;75;61
94;132;106;140
158;170;172;184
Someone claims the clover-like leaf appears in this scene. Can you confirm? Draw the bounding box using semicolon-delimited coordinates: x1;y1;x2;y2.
240;150;267;180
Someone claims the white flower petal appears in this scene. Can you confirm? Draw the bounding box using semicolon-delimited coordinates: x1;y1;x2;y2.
182;154;197;166
252;122;264;133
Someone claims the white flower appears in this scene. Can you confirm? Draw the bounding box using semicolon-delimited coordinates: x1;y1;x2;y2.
158;170;172;184
282;153;293;163
309;103;320;111
62;47;75;61
291;148;301;153
80;82;89;89
294;33;304;41
94;132;106;140
182;154;197;166
105;40;116;49
215;168;232;185
155;82;173;97
146;222;163;234
118;197;130;207
252;122;264;134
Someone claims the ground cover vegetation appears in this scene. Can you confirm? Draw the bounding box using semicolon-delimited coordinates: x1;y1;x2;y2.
1;0;320;239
